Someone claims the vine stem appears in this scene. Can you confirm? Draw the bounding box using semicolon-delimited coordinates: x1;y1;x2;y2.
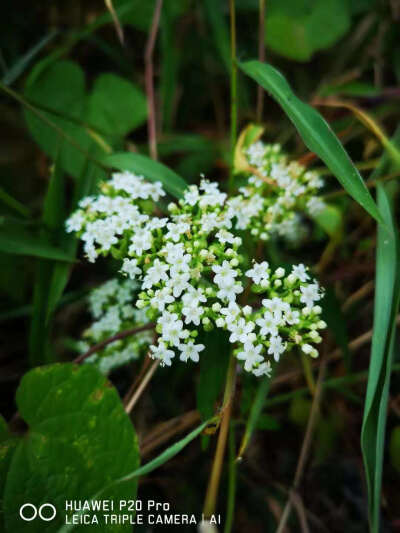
256;0;266;122
145;0;163;161
203;354;237;519
73;323;155;364
228;0;238;192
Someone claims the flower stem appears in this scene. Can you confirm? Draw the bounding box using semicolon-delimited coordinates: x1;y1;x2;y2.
203;354;236;519
228;0;237;193
256;0;266;122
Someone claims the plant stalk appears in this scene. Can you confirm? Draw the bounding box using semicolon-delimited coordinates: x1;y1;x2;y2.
145;0;163;160
256;0;266;122
203;354;236;519
228;0;237;192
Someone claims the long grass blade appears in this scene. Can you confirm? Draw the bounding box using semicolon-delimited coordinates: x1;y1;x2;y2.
361;183;400;532
239;60;383;223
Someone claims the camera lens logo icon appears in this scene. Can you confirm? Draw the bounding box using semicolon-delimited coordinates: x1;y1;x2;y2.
19;503;56;522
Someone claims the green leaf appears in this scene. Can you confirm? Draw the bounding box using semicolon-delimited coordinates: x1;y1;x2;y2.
389;426;400;474
322;287;350;370
197;331;230;421
237;375;272;458
239;61;383;223
103;152;188;199
202;0;231;71
361;184;400;532
24;60;147;180
58;417;210;532
2;30;58;86
0;229;74;261
87;73;147;137
24;60;91;179
265;0;350;62
1;363;140;533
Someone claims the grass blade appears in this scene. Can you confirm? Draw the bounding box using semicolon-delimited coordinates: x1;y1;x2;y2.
0;231;74;261
239;60;383;223
361;183;400;532
2;30;58;86
237;374;272;459
103;152;188;198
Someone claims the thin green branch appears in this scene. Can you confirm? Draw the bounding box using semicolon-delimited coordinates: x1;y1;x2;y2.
228;0;237;192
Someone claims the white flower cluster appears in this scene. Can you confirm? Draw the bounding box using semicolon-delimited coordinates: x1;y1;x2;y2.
67;168;327;377
78;279;153;374
237;140;326;243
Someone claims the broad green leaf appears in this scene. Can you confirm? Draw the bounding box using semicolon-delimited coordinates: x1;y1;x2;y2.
103;152;188;199
59;417;210;532
361;184;400;532
24;60;92;179
0;229;74;261
265;0;350;62
239;61;383;223
87;73;147;137
1;363;140;533
24;60;147;180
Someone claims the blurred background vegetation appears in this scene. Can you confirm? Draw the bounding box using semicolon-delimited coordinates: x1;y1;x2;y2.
1;1;400;531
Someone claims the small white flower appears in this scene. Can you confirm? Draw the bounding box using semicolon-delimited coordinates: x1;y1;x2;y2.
150;288;174;311
246;261;270;285
217;282;243;302
268;335;286;362
216;229;235;245
252;361;272;377
212;260;238;287
291;264;309;282
179;341;205;362
300;283;321;308
228;318;255;344
142;259;169;289
120;258;141;280
237;342;264;371
182;305;204;326
284;309;300;325
66;211;85;233
167;272;190;298
183;186;200;206
150;342;175;366
256;311;279;337
161;319;189;347
220;303;241;325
